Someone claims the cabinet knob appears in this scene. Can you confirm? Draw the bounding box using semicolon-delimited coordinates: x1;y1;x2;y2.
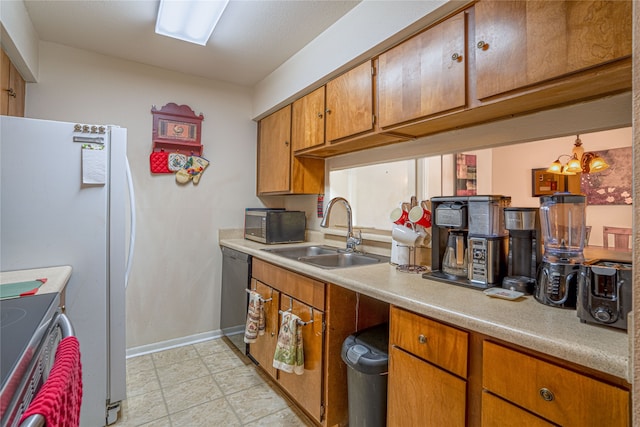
6;88;17;98
539;388;554;402
418;334;427;344
317;112;323;119
271;332;275;337
284;141;289;146
451;53;463;62
325;109;332;115
477;41;489;51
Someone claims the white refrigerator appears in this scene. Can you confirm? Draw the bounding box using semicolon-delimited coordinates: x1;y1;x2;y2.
0;116;130;425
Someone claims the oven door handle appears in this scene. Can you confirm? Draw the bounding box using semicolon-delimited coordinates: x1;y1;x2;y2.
19;313;75;427
56;312;75;339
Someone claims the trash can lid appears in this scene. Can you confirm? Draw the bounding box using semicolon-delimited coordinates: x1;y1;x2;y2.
341;323;389;374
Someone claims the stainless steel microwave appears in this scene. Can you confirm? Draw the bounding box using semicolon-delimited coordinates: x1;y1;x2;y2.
244;209;306;244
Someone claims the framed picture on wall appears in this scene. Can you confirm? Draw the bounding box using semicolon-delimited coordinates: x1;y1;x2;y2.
532;168;566;196
455;153;477;196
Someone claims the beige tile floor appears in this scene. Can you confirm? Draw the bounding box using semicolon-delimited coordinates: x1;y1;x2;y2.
114;335;314;426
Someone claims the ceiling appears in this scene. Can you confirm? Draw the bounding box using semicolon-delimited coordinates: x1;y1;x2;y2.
23;0;361;87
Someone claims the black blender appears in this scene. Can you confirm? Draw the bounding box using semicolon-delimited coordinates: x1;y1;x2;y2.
535;193;587;308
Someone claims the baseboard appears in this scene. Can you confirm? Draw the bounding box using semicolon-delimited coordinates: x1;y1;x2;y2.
126;329;224;358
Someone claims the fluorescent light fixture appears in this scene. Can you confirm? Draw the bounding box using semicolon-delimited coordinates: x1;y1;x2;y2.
155;0;230;46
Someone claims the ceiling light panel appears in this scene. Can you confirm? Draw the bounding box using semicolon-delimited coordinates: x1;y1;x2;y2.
155;0;229;46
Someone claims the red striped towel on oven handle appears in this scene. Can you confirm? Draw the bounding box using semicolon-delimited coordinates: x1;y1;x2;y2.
19;336;83;427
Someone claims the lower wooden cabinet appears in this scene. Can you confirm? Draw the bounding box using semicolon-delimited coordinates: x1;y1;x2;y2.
388;346;466;426
276;296;324;422
482;341;630;426
247;279;280;379
248;258;389;426
388;306;468;427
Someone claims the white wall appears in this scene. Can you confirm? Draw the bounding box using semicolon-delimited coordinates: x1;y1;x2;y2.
26;42;261;349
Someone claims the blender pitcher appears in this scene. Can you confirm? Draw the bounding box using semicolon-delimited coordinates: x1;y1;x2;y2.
539;193;586;263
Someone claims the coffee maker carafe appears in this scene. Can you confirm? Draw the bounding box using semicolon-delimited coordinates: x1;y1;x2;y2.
502;208;541;294
535;193;586;308
442;230;468;277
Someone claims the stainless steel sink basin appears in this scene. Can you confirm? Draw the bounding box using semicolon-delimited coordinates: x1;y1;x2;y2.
263;245;339;259
262;245;389;269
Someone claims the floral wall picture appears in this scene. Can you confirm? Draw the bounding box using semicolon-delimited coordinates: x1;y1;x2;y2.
581;146;632;205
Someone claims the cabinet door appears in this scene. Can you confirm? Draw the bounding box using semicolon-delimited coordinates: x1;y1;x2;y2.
276;296;324;424
247;280;280;380
292;86;325;151
481;391;554;427
1;49;25;117
388;346;466;427
325;61;373;142
257;105;291;194
474;0;632;100
378;11;466;128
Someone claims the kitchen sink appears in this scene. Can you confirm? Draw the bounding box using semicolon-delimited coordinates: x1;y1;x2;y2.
262;245;389;269
263;245;338;259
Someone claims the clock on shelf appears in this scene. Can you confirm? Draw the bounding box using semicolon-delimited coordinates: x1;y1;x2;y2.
151;103;204;156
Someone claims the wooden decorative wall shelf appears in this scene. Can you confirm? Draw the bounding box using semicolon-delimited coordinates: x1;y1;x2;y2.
151;103;204;156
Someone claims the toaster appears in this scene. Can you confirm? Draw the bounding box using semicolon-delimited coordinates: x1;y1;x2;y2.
577;260;632;330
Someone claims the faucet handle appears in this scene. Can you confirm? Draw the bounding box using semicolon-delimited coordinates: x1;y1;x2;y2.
346;230;362;251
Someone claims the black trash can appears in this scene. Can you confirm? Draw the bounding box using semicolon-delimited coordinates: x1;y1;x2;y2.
341;323;389;427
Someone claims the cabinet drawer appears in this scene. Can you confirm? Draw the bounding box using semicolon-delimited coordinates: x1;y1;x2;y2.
482;341;629;426
389;306;468;378
481;391;554;427
252;258;325;310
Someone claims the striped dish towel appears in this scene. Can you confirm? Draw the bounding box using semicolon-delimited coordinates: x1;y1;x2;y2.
272;311;304;375
244;290;265;343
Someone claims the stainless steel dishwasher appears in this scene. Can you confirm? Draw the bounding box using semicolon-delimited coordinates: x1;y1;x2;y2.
221;246;251;353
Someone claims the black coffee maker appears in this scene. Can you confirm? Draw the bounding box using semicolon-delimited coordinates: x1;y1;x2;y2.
502;207;541;294
426;197;469;286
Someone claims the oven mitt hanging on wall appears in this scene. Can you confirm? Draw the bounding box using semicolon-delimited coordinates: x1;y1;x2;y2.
176;155;209;185
150;151;172;174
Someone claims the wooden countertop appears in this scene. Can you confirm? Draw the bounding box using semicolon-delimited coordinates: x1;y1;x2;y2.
1;266;72;296
219;234;630;383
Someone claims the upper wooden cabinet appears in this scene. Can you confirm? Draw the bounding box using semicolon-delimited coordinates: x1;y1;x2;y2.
378;11;467;128
257;105;324;196
474;0;632;100
325;61;374;142
1;48;26;117
257;105;292;194
291;86;325;152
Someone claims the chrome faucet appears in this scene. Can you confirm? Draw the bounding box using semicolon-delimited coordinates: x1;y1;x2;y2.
320;197;362;252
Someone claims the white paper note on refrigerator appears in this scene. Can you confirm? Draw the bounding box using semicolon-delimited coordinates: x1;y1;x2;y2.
82;145;106;185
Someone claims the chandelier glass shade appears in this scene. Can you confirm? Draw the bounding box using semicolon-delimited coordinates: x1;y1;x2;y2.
546;135;609;175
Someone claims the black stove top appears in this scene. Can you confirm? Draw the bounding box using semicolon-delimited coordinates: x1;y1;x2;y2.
0;293;59;392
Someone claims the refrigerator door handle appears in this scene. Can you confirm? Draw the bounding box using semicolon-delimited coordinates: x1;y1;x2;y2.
125;157;136;289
